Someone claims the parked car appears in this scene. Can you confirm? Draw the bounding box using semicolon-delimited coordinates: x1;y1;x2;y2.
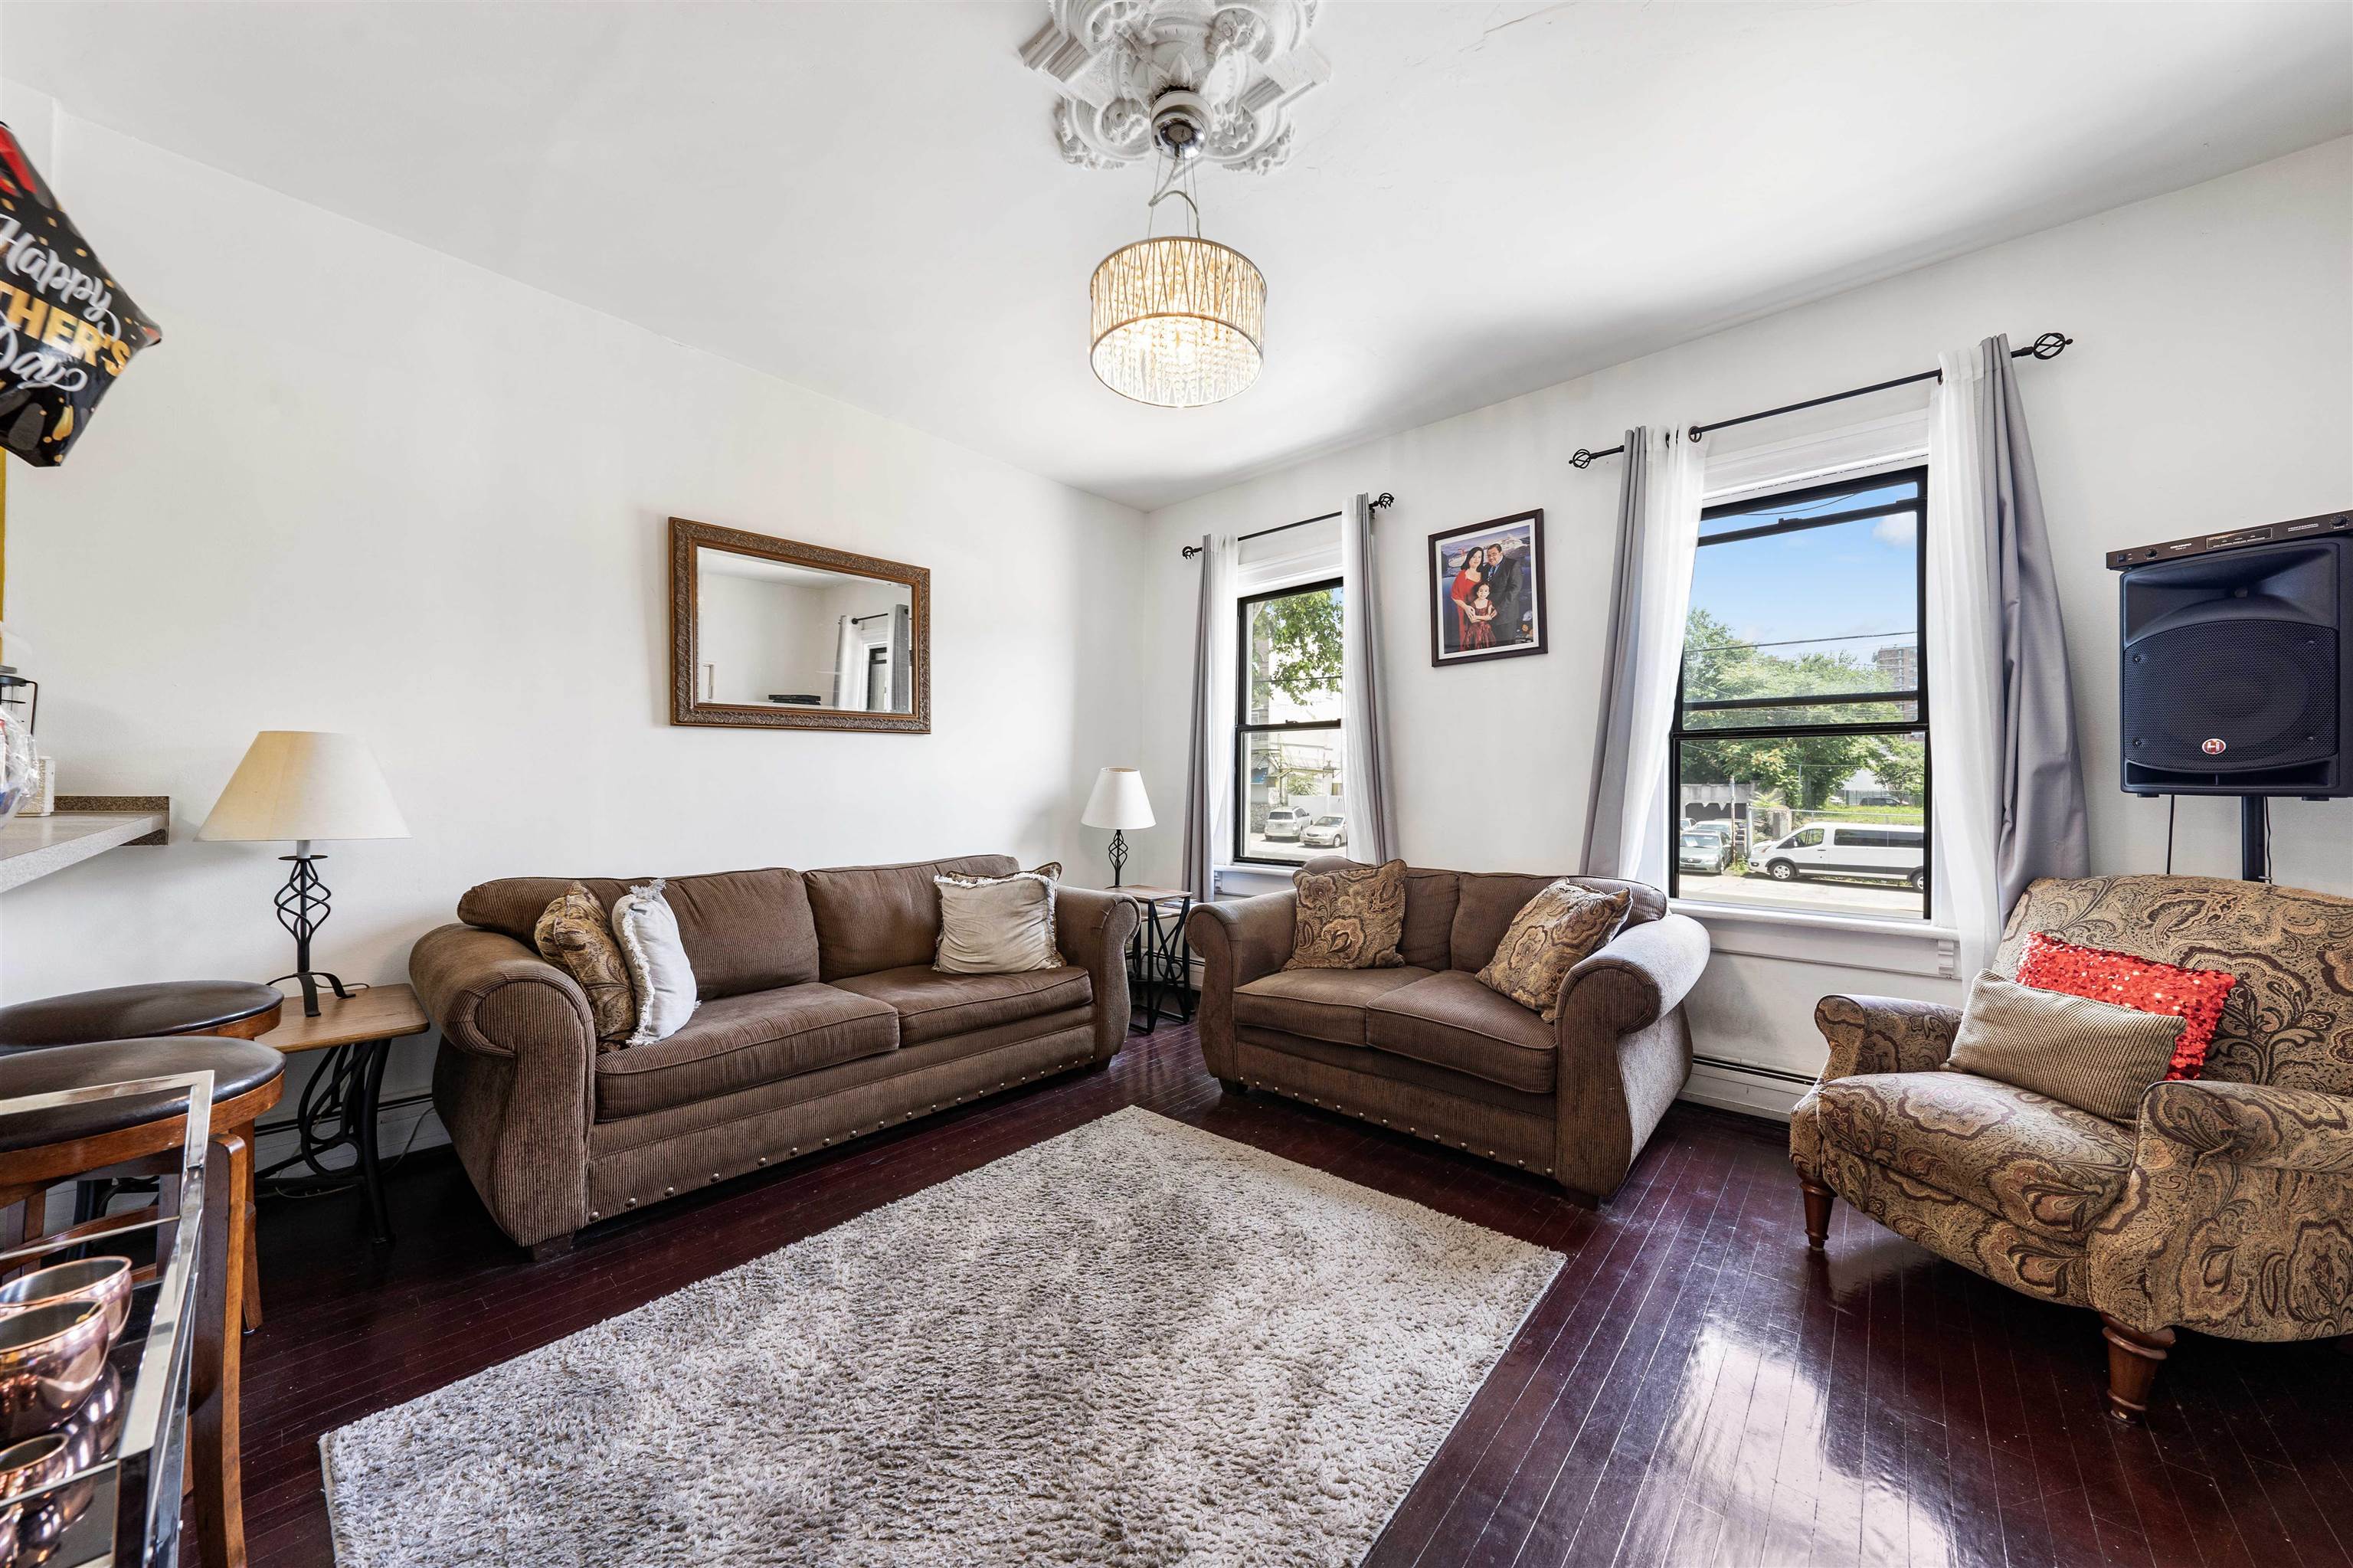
1263;807;1307;842
1749;823;1926;889
1301;814;1347;849
1682;821;1735;853
1677;830;1732;876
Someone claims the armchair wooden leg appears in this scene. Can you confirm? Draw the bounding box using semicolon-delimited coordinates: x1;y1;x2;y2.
2101;1315;2175;1424
1798;1178;1834;1250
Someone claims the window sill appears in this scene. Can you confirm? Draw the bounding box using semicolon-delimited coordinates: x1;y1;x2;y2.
1670;898;1959;979
1212;863;1298;899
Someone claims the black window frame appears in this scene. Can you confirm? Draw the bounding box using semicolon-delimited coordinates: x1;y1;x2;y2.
1234;574;1346;869
1669;465;1933;917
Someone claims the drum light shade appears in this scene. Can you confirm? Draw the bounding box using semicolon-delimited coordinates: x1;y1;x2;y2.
1088;237;1265;408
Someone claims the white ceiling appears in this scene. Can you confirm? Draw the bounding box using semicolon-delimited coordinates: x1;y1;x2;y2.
4;2;2346;511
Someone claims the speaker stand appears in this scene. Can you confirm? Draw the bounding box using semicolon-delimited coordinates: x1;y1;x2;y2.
2240;796;2268;884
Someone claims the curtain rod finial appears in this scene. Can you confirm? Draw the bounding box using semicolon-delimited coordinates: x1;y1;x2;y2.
1180;544;1203;559
2028;331;2071;360
1368;492;1395;513
1569;449;1594;470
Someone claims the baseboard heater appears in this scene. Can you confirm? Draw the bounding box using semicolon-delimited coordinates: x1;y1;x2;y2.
1680;1052;1815;1121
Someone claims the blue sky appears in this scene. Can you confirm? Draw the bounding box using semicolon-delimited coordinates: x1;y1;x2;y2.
1690;482;1919;656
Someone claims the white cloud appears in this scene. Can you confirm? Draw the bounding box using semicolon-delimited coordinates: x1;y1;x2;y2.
1874;515;1916;547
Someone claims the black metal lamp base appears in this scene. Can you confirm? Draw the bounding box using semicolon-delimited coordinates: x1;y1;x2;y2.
270;850;349;1018
1107;829;1128;889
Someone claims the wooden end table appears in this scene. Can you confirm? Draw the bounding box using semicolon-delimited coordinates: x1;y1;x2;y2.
1108;885;1194;1034
254;982;428;1248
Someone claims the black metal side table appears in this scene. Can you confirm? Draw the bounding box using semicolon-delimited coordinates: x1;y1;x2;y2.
1110;885;1194;1033
253;981;427;1246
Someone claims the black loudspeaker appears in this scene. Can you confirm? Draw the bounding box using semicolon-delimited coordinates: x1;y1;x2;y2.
2118;535;2351;795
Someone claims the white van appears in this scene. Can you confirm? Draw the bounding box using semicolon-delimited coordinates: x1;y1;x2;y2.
1750;823;1926;889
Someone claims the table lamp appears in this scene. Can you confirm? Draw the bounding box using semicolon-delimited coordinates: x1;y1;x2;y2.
198;732;409;1017
1082;767;1154;888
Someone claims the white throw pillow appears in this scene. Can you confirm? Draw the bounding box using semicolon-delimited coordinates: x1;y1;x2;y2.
610;878;699;1045
934;870;1060;975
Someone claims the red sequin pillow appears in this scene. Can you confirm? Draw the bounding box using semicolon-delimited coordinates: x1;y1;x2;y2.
2014;931;2237;1080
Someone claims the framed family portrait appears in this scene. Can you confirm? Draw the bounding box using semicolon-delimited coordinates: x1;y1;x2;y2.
1428;509;1546;666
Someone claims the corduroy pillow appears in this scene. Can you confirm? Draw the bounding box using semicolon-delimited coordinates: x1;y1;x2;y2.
1284;859;1407;971
2014;931;2236;1080
1474;879;1630;1023
532;882;636;1049
1945;971;2187;1122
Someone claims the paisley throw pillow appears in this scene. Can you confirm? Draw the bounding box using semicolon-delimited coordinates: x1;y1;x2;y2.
532;882;636;1050
1476;879;1631;1022
1284;859;1407;971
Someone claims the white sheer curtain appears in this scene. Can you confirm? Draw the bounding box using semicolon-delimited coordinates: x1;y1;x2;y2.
1584;427;1705;885
1180;535;1238;900
1927;349;2004;974
1340;493;1396;861
830;615;863;711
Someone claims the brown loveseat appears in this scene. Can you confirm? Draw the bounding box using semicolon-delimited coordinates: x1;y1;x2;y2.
411;855;1137;1253
1791;874;2353;1422
1186;857;1710;1200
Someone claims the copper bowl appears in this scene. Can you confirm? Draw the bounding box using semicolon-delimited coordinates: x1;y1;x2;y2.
0;1431;73;1565
0;1261;131;1348
0;1304;110;1448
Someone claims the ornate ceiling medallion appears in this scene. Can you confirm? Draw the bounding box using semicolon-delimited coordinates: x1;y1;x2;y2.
1019;0;1329;174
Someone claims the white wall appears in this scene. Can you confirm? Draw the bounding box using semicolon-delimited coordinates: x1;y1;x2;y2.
0;90;1145;1154
1135;138;2353;1091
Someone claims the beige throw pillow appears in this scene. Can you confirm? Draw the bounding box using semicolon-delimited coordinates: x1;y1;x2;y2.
1945;971;2186;1122
610;879;700;1046
1475;880;1631;1022
935;871;1059;974
1284;859;1407;971
532;882;635;1050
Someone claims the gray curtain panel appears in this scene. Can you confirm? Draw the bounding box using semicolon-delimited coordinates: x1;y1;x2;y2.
1580;427;1649;877
1180;534;1216;901
1981;335;2090;911
1347;491;1398;862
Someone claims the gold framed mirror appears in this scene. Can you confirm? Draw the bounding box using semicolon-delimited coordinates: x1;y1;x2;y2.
669;517;931;733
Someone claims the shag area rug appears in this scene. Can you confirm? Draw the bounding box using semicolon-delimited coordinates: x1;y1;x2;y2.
321;1107;1563;1567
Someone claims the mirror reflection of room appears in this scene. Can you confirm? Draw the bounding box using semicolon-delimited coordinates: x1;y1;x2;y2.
693;547;915;712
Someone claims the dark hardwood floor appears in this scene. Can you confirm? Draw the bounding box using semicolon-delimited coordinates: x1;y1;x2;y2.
244;1020;2353;1567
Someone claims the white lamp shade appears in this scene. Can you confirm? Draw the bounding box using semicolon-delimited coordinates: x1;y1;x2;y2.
1081;768;1154;830
197;732;409;843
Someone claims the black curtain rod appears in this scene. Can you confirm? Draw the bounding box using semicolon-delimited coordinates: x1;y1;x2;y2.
849;611;892;624
1181;494;1392;558
1567;332;2071;470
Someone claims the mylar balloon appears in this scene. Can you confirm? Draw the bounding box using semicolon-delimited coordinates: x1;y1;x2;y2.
0;123;160;466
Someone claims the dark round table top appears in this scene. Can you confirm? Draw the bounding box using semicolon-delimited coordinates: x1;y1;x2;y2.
0;1036;286;1154
0;981;285;1049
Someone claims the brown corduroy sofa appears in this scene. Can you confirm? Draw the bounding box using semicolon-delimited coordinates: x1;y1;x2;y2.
1186;856;1709;1200
411;854;1138;1254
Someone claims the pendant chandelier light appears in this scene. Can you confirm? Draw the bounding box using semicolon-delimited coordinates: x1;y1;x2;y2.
1088;159;1266;408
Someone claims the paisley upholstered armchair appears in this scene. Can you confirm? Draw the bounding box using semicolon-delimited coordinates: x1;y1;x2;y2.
1788;874;2353;1422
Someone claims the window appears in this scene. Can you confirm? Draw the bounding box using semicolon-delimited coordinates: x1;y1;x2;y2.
1235;576;1346;866
1671;466;1930;919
